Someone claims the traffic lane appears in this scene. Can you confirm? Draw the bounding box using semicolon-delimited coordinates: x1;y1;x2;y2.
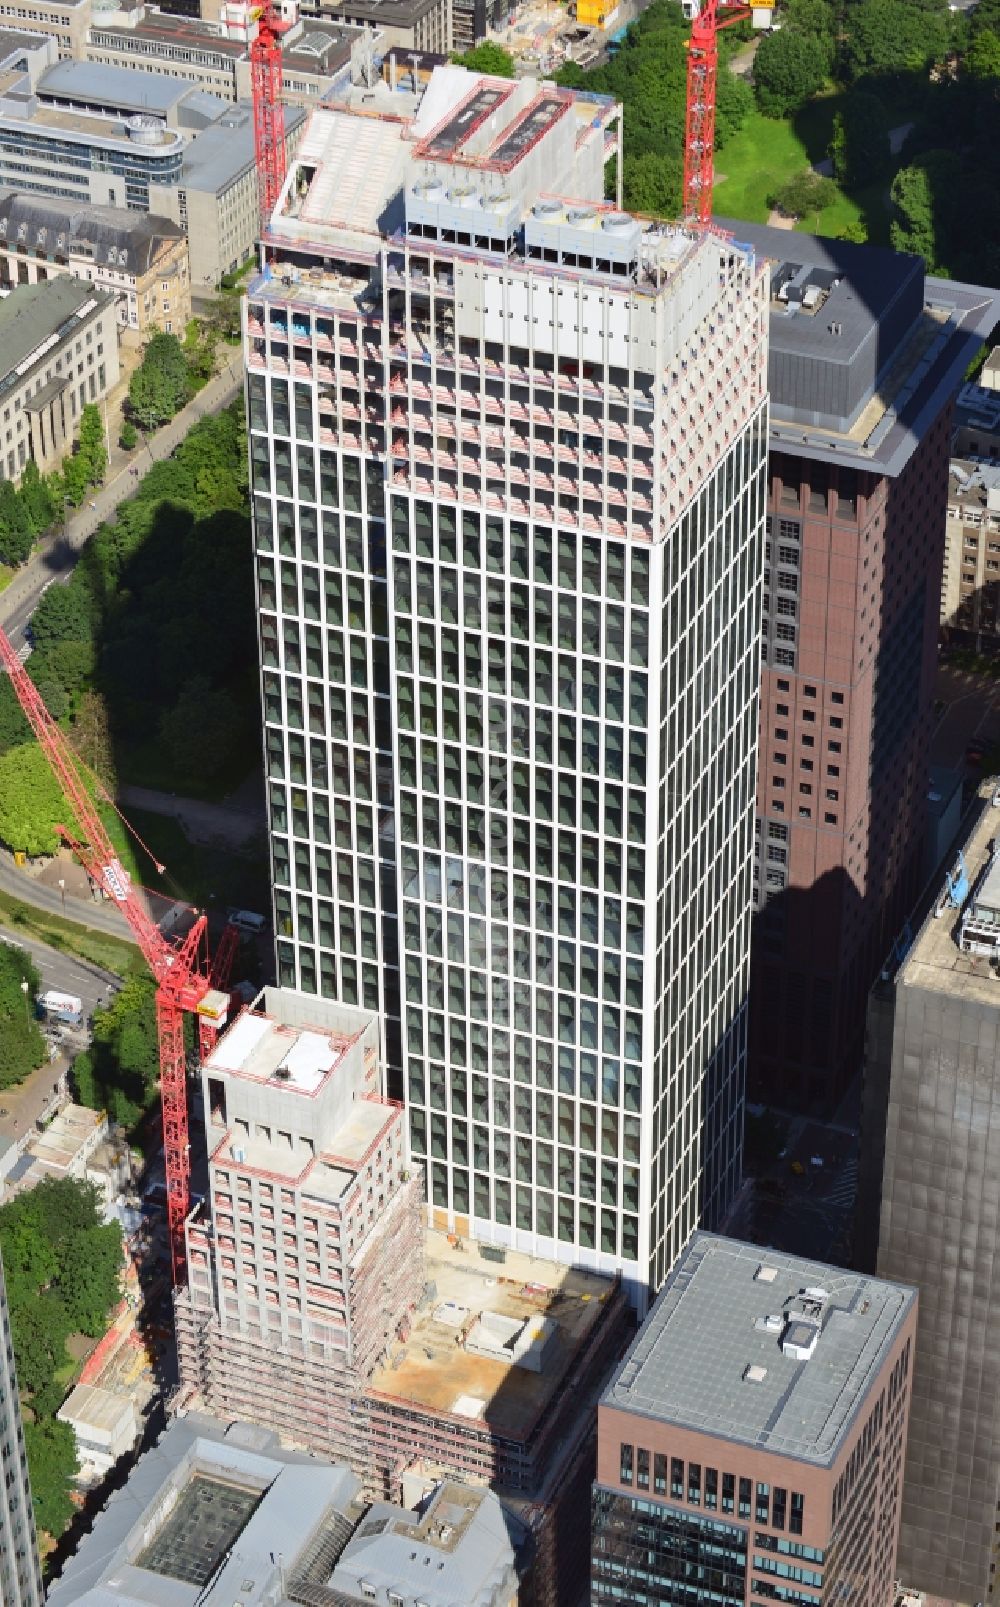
0;926;121;1028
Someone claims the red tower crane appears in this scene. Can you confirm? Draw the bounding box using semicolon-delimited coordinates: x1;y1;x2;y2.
682;0;750;226
250;0;289;229
0;626;235;1288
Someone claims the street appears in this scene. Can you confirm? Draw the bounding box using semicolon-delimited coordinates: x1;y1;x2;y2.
0;351;244;642
0;925;120;1029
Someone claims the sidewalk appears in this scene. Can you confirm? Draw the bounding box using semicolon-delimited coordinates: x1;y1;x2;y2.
0;350;244;630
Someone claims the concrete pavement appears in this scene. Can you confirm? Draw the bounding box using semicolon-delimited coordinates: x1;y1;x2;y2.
0;350;244;643
118;784;265;852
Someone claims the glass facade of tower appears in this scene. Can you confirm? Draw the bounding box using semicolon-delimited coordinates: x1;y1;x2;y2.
0;1251;42;1607
246;70;768;1295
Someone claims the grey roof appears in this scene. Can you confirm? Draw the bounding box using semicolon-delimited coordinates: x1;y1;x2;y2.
0;277;111;386
46;1414;362;1607
0;191;184;274
331;1483;524;1607
179;101;305;195
315;0;446;27
37;58;201;115
0;27;54;62
604;1233;915;1467
718;217;1000;477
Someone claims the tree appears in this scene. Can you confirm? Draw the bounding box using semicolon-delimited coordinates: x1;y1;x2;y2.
966;26;1000;79
120;420;138;451
753;29;829;116
0;742;75;857
18;460;54;535
715;67;754;148
830;92;892;188
204;295;241;344
69;689;115;787
890;150;962;268
0;481;34;566
0;1016;45;1090
128;332;191;430
58;1223;123;1335
9;1299;71;1403
61;450;91;508
771;169;837;218
621;149;682;217
31;578;93;650
845;0;950;81
453;40;515;75
159;676;243;782
24;1418;77;1538
0;944;44;1088
0;678;30;755
77;403;107;487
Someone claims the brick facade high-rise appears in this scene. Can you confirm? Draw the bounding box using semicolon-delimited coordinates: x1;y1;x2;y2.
590;1233;917;1607
722;222;1000;1111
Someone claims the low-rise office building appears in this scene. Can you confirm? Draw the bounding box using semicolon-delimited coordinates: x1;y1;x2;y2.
149;99;305;288
86;7;366;105
0;0;91;60
46;1414;529;1607
591;1233;917;1607
0;190;190;335
302;0;451;55
941;376;1000;648
0;276;119;481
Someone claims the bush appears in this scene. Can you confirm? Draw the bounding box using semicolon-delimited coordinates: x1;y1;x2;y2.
753;30;829;116
120;420;138;451
770;169;838;218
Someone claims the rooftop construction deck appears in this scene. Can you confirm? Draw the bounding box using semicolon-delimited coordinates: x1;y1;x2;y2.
369;1232;615;1439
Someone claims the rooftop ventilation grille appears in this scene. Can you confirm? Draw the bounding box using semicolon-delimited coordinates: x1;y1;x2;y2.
755;1264;779;1283
743;1364;768;1384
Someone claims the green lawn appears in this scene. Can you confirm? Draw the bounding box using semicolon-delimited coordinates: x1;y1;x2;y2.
714;96;891;243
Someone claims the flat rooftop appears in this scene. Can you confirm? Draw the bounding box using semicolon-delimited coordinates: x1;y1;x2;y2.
899;784;1000;1007
90;15;247;59
718;217;1000;477
2;99;181;146
368;1231;613;1441
27;1101;101;1168
206;1009;362;1095
605;1233;914;1466
45;1414;362;1607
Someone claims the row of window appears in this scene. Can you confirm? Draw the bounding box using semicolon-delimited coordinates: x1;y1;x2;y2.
619;1445;805;1534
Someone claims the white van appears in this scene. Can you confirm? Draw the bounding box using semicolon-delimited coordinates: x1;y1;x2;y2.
228;909;267;936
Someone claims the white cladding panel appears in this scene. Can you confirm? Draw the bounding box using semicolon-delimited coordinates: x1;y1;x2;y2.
456;259;659;367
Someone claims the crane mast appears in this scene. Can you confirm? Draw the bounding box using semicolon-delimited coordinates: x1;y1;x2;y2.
682;0;751;227
251;0;289;229
0;626;233;1288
